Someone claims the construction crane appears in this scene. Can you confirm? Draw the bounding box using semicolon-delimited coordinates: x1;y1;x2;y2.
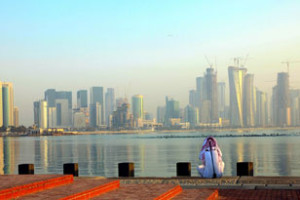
281;60;300;75
232;55;249;68
205;55;213;68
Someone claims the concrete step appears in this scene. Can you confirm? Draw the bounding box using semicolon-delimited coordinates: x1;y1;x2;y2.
0;175;73;199
19;178;119;200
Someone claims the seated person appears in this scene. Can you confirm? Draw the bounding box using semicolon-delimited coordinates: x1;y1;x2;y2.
197;136;224;178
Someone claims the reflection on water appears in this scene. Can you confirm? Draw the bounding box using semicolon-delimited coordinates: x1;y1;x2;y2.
1;130;300;177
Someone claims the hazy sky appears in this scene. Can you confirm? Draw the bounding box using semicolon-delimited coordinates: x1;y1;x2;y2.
1;1;300;126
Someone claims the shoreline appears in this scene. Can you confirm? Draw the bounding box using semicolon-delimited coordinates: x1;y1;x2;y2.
69;126;300;135
1;126;300;137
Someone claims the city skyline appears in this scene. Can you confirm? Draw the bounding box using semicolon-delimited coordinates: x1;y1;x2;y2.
1;1;300;125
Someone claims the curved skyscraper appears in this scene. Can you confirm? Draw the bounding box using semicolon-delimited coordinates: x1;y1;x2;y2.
228;66;247;127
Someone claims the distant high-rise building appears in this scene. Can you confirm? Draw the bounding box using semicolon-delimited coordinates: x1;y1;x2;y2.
132;94;144;127
89;102;102;128
196;77;206;121
243;74;255;127
112;103;133;129
105;88;115;127
189;90;197;108
39;100;48;129
13;107;19;127
132;95;144;120
228;66;247;127
44;89;56;107
184;105;199;127
156;106;165;123
90;87;104;126
33;101;40;126
290;89;300;126
116;97;127;107
48;107;57;128
55;99;70;127
2;83;14;128
218;82;226;119
73;110;86;129
55;91;72;109
77;90;88;108
44;89;72;127
256;90;268;127
271;86;278;126
165;97;180;126
205;68;218;122
272;72;290;126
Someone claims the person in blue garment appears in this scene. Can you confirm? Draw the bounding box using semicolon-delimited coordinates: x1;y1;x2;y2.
197;136;225;178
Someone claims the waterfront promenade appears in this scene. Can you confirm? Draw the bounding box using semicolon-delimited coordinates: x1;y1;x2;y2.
1;175;300;199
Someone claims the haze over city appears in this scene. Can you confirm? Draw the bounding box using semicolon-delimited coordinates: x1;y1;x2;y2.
1;1;300;126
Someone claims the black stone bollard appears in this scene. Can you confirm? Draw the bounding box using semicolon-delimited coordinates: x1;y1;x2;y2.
237;162;253;176
19;164;34;174
176;162;191;177
63;163;79;177
118;162;134;177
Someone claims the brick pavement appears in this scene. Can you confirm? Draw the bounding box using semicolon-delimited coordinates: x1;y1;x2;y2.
172;189;217;200
2;175;300;200
19;179;114;199
92;184;178;200
218;189;300;200
0;175;64;190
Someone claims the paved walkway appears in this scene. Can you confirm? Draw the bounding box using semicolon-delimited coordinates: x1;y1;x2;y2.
1;175;300;199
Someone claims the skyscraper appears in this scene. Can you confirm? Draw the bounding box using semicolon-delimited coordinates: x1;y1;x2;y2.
205;68;218;122
218;82;226;119
44;89;72;127
256;90;268;127
272;72;290;126
44;89;56;107
13;107;19;127
2;83;14;128
39;100;48;129
90;87;104;126
243;74;255;127
290;89;300;126
105;88;115;127
165;97;180;126
77;90;88;108
33;101;40;126
196;77;206;121
228;66;247;127
156;106;165;124
48;107;57;128
112;102;133;129
132;95;144;120
184;105;199;127
189;90;197;108
55;99;70;127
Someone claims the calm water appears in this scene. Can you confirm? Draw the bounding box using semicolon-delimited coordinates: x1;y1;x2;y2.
1;129;300;177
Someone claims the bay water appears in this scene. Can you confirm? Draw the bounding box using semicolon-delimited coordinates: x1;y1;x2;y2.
1;129;300;177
